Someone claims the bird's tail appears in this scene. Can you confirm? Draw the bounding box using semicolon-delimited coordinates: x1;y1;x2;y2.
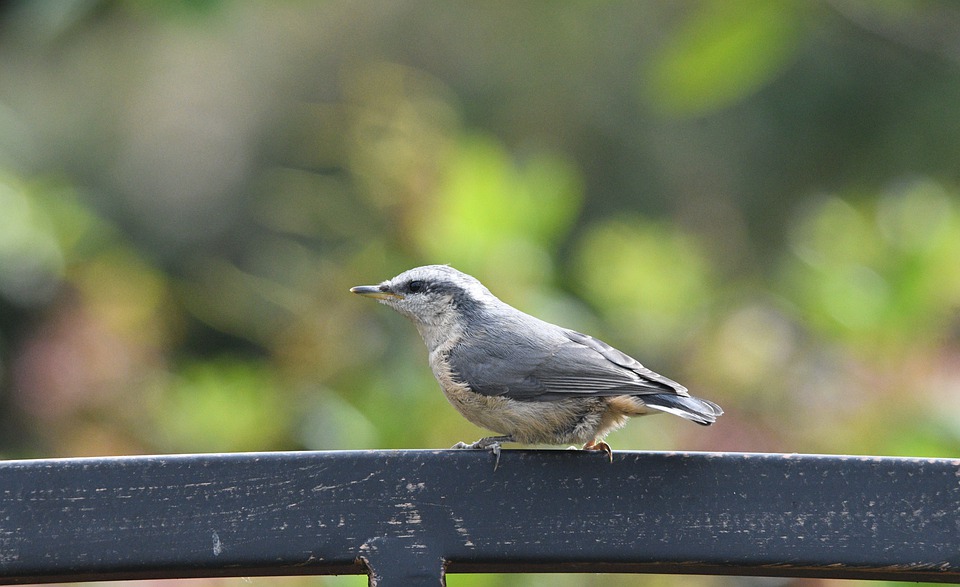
643;393;723;426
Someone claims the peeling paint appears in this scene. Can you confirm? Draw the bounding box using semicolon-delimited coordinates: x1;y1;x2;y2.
211;531;222;557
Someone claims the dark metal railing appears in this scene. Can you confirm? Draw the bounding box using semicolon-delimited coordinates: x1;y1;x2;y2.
1;450;958;586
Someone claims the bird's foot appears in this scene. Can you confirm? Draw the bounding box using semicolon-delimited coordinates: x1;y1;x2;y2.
583;440;613;463
453;435;513;471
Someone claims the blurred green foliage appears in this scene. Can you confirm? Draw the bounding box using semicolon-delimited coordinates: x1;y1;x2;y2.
646;0;807;115
416;134;583;283
784;180;960;350
0;1;959;586
574;218;713;356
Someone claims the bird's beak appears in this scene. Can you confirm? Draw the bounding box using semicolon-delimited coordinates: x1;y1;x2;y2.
350;285;404;300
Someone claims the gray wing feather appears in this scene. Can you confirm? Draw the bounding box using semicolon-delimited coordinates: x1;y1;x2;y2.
448;322;686;400
560;330;687;394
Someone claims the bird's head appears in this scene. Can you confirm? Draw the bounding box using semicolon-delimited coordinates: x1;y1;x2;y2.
350;265;496;330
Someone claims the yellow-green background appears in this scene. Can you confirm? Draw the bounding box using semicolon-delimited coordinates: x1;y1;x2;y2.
1;1;957;586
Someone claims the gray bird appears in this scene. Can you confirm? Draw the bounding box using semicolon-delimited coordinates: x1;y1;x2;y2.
351;265;722;464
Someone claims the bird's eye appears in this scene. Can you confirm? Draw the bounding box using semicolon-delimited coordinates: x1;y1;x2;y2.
407;280;425;293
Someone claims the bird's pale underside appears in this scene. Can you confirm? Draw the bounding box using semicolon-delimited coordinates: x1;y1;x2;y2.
351;265;722;467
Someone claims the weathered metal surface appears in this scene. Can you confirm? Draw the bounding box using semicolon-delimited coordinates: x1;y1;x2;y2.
0;450;958;586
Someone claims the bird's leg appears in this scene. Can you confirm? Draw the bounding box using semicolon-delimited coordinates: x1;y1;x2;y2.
453;435;514;471
583;439;613;463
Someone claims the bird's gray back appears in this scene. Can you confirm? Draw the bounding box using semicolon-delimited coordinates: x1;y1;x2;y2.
446;302;684;401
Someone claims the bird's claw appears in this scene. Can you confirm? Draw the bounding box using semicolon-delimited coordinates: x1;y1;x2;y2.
488;443;502;471
453;436;511;471
583;440;613;463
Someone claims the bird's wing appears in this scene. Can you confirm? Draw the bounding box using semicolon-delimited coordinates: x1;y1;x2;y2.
548;330;688;396
449;326;685;400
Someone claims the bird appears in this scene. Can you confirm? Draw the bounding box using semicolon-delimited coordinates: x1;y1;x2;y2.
350;265;722;466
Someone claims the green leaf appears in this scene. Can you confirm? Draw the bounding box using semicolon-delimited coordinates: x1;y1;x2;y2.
645;0;805;116
415;134;583;281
